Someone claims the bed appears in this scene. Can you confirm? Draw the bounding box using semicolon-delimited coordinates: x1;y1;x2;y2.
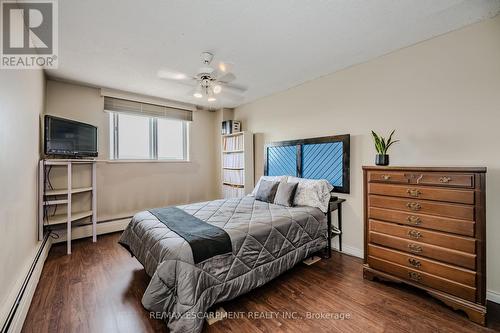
119;135;350;333
119;196;327;332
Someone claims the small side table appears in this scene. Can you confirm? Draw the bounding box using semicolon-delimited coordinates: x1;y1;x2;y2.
326;198;345;258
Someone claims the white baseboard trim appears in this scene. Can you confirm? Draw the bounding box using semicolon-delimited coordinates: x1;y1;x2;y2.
1;235;52;333
487;290;500;304
333;244;364;259
333;244;500;305
52;218;131;244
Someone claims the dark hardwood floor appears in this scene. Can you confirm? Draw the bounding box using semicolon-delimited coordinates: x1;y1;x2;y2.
22;233;500;333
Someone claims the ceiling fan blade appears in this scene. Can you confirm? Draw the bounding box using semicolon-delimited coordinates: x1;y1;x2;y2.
157;69;195;81
217;61;234;73
220;82;247;94
197;66;216;76
217;72;236;83
158;77;198;91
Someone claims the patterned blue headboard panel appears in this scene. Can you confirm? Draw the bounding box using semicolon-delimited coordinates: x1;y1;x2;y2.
264;135;350;193
302;142;343;187
266;145;297;177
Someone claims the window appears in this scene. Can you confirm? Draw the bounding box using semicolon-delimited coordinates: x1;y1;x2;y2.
109;113;188;160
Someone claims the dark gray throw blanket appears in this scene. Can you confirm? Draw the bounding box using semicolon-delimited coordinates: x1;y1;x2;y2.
149;206;232;264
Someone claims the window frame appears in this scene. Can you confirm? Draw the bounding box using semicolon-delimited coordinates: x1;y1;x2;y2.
109;112;189;161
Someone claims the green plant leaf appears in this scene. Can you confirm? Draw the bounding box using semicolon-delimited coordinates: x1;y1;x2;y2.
387;129;396;146
372;129;399;154
372;131;383;154
385;140;400;152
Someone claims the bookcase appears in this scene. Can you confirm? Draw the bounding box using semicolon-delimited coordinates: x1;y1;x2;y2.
38;159;97;254
221;132;254;198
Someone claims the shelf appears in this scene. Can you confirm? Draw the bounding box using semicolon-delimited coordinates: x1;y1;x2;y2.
221;131;244;138
46;210;93;226
223;182;245;188
45;187;93;196
43;199;68;206
44;159;96;165
223;150;244;154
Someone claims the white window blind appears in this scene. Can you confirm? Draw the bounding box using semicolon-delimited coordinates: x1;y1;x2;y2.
104;96;193;122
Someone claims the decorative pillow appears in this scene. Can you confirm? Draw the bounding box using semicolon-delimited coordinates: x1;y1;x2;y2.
251;175;287;196
273;182;299;207
255;180;280;203
287;176;334;213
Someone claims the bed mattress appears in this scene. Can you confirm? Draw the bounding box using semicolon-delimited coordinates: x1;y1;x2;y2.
119;195;327;333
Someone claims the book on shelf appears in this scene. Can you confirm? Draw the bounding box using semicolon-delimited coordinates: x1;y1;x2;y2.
222;184;245;198
222;152;244;169
223;134;244;151
223;169;244;185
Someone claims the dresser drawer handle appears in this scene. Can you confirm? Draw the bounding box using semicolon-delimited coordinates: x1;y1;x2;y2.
406;216;422;225
408;230;422;240
408;258;421;268
381;174;391;180
406;189;421;197
439;176;452;183
408;243;423;253
408;271;422;282
406;202;421;211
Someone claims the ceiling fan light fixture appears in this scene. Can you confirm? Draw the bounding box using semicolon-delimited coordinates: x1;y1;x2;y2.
213;84;222;94
207;89;216;102
193;85;203;98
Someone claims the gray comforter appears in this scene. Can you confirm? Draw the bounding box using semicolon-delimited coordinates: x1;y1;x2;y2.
119;196;327;333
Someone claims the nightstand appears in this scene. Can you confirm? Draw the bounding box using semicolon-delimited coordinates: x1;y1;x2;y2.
326;198;345;258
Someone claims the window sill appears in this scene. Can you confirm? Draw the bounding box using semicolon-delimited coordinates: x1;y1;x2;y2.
103;159;191;164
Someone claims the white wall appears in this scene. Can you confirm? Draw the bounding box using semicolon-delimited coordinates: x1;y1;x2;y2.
235;16;500;297
0;70;45;322
45;80;219;221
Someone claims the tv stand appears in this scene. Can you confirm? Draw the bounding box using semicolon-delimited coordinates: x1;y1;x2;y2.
38;159;97;254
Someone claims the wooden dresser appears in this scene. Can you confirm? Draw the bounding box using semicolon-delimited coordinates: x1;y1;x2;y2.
362;166;487;325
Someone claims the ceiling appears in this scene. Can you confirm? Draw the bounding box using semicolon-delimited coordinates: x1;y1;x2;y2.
46;0;500;108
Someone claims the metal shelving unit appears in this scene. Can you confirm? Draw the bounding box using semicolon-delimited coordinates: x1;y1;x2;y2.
38;159;97;254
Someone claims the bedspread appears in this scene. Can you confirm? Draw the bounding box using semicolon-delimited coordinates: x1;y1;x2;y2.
119;196;327;333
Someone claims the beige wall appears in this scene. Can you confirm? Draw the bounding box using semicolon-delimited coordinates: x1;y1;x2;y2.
0;70;45;320
45;80;218;221
213;108;235;198
235;16;500;296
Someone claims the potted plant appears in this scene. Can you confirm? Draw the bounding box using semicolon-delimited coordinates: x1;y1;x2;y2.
371;130;399;166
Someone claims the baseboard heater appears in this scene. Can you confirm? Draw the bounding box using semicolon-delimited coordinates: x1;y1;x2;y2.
1;233;50;333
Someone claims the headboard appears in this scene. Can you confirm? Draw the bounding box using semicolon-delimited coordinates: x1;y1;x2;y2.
264;134;350;193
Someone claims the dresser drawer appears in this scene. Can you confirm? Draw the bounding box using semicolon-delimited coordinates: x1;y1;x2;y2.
369;220;475;253
368;244;476;287
368;183;475;205
369;231;476;270
414;173;474;188
368;171;409;184
369;195;474;220
367;256;476;302
369;207;475;237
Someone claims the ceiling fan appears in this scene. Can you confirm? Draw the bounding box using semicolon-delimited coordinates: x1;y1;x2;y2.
157;52;246;103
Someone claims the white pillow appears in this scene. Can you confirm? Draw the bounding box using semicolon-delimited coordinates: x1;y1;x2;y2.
251;176;287;196
287;176;333;213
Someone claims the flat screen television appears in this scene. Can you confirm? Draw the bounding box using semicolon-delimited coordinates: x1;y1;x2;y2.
44;115;98;158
